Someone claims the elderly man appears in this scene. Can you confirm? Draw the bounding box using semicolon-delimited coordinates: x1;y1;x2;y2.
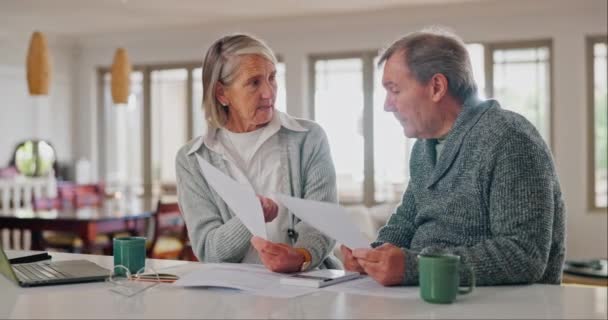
342;28;565;286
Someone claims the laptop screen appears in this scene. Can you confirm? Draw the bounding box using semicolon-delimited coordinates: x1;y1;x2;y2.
0;247;20;284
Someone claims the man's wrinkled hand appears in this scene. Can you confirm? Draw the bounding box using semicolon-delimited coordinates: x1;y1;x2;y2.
340;245;366;274
353;243;405;286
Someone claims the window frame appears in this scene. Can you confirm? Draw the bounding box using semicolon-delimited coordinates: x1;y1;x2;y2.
586;35;608;211
308;51;382;207
97;61;199;197
483;39;555;150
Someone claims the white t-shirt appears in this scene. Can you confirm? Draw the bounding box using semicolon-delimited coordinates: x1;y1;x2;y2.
217;118;291;264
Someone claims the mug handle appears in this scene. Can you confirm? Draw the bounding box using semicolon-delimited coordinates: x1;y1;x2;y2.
458;264;475;295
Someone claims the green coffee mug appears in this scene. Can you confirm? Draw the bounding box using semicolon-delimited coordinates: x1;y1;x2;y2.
113;237;146;276
418;253;475;304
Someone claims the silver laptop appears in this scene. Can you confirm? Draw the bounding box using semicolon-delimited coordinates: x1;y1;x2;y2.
0;247;109;287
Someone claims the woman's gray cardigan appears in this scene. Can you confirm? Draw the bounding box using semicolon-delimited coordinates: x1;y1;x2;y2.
176;119;338;269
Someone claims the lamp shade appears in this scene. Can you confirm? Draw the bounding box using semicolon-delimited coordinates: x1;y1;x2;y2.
26;31;51;95
111;48;132;104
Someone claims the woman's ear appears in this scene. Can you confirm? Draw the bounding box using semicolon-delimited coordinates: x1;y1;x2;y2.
429;73;448;103
215;83;229;106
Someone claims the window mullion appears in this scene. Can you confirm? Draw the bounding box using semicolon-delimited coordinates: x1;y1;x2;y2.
97;70;107;184
362;53;375;207
142;67;152;197
484;44;494;98
186;67;194;139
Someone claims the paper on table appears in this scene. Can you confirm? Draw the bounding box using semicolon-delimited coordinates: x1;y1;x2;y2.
196;155;267;239
275;194;369;249
322;276;418;299
173;263;317;298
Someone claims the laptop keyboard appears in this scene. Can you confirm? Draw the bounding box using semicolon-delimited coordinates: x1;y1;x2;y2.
13;263;69;282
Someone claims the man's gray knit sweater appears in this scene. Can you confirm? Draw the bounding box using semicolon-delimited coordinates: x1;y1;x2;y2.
373;98;566;286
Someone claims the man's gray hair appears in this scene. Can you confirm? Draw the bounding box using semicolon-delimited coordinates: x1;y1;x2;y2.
378;27;477;103
201;34;278;128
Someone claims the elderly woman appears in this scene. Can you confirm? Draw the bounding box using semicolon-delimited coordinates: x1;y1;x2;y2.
176;34;339;273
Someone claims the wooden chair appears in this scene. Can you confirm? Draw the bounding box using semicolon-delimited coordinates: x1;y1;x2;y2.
0;229;31;251
147;200;196;261
51;182;105;208
41;183;113;254
0;172;57;251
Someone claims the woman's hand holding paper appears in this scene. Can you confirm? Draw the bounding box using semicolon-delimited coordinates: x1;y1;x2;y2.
251;236;305;273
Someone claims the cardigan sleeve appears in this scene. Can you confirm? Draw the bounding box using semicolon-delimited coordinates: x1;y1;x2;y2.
176;147;252;263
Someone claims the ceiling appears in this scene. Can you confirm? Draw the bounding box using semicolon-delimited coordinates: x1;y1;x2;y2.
0;0;485;37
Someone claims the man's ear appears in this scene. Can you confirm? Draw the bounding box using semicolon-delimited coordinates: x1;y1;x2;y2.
429;73;448;103
215;83;229;106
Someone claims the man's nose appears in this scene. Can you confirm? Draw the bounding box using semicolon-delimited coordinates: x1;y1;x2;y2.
384;96;395;112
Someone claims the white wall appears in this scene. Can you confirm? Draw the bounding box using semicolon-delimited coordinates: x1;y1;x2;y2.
0;34;77;166
70;0;606;259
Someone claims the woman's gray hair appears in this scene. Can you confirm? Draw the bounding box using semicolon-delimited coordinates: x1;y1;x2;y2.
201;34;278;128
378;27;477;103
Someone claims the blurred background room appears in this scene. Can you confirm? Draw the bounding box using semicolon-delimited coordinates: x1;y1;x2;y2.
0;0;606;283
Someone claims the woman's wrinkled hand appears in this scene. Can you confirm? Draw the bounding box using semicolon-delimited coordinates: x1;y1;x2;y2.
250;236;304;273
257;195;278;223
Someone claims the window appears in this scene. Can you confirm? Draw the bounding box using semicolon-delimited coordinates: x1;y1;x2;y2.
464;41;553;145
99;63;197;197
275;62;287;113
373;56;414;203
311;53;415;206
151;68;189;192
313;57;365;204
100;71;144;195
486;41;553;145
466;44;486;100
192;67;205;138
100;61;287;196
588;36;608;209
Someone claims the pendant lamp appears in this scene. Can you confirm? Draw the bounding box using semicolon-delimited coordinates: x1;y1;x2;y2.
26;31;51;96
111;48;131;104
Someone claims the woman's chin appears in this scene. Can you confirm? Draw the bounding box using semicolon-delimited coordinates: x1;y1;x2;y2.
255;107;274;123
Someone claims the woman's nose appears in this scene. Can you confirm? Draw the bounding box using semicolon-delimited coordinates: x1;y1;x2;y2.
260;81;275;99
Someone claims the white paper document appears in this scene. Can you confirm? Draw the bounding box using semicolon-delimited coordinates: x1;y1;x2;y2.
322;276;418;299
196;156;267;238
173;263;316;298
275;194;370;249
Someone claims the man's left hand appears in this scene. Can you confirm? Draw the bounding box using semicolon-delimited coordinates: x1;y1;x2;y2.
251;236;305;273
353;243;405;286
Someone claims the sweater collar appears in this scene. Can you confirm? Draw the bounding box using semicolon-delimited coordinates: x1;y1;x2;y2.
187;111;308;156
425;97;496;189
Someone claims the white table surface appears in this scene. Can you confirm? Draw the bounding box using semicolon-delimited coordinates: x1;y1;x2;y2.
1;250;606;319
